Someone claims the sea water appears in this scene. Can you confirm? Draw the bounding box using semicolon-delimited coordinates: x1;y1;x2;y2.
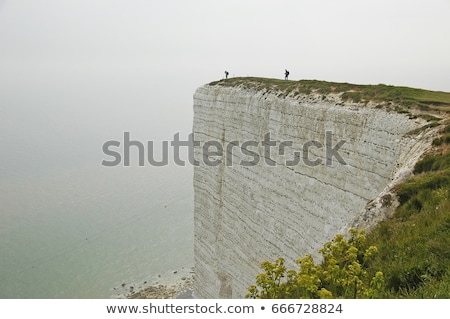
0;161;194;298
0;78;195;298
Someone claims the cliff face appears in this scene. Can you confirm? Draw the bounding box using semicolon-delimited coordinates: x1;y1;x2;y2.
192;82;435;298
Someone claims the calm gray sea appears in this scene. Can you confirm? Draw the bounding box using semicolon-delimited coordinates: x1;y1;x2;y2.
0;164;194;298
0;80;195;298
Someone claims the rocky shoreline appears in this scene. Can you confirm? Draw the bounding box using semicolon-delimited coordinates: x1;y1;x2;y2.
127;274;194;299
112;266;195;299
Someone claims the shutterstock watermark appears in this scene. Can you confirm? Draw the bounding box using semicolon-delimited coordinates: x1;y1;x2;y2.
101;131;347;167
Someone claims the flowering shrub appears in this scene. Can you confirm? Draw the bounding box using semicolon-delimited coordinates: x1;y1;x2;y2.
246;228;384;299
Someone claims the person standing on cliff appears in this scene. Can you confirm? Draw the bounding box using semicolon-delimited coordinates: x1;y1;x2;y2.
225;70;229;79
285;69;289;80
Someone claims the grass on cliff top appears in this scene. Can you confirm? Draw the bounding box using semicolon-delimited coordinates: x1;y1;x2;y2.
210;77;450;114
364;126;450;298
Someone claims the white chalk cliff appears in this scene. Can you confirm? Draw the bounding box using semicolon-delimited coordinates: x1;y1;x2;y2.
192;80;437;298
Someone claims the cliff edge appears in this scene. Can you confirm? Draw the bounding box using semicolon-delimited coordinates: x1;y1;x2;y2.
192;77;448;298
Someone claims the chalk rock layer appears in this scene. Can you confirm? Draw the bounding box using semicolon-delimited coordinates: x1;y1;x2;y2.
192;84;432;298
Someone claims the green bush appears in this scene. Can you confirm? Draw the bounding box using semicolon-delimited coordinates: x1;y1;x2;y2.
246;229;384;299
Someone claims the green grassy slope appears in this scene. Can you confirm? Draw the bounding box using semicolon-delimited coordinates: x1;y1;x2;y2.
365;126;450;298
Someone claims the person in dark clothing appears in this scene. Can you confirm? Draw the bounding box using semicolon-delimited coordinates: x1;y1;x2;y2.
285;69;289;80
225;70;229;79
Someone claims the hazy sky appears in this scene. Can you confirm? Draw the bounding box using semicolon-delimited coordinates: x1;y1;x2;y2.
1;0;449;89
0;0;449;166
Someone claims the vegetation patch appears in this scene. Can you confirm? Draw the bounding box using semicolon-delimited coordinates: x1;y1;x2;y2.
366;158;450;297
247;229;384;299
432;125;450;146
405;121;440;136
209;77;450;118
